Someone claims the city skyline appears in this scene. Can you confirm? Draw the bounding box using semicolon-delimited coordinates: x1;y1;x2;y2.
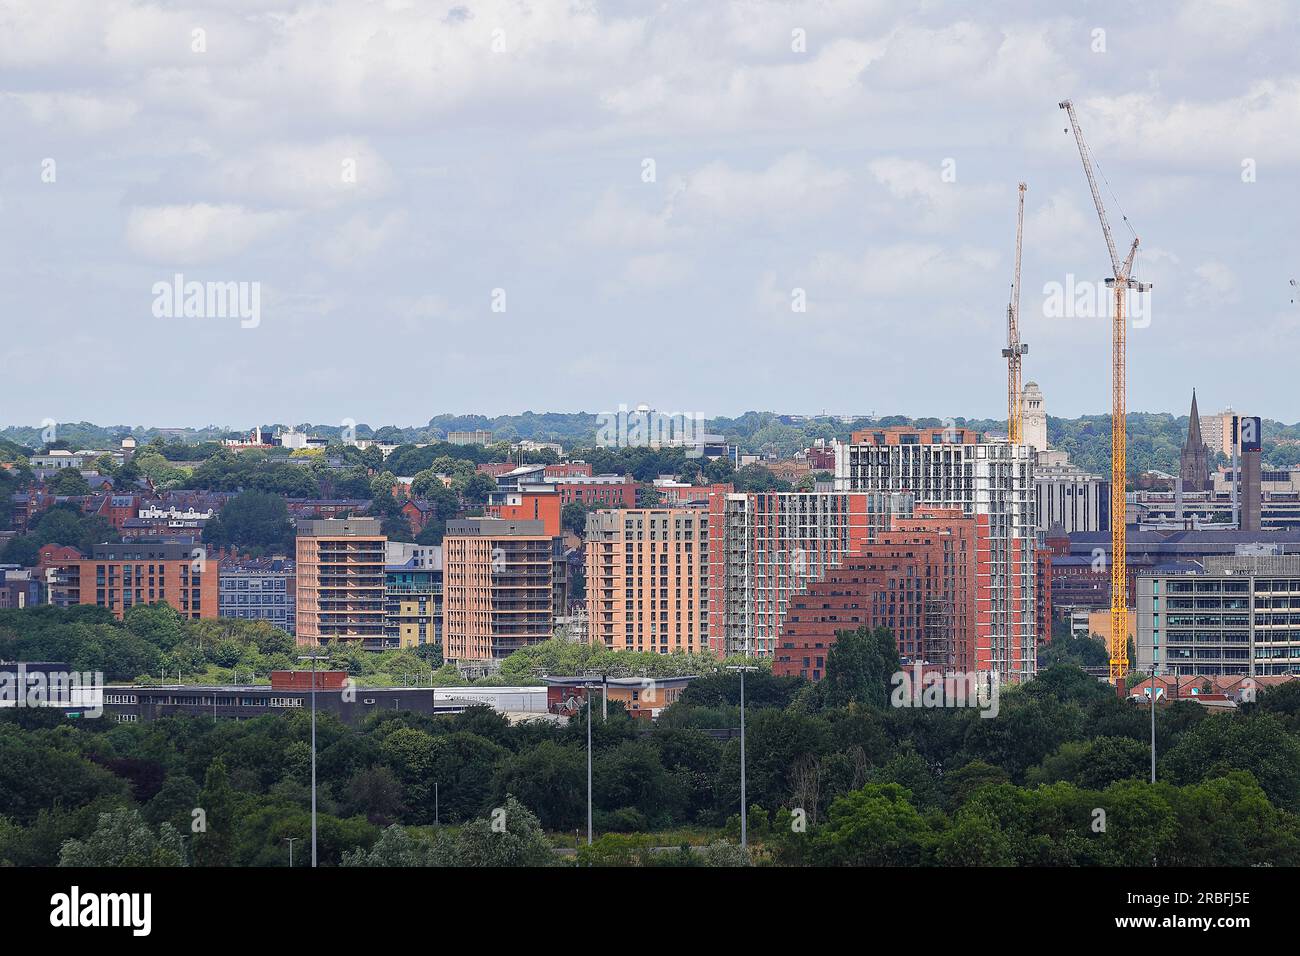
3;1;1298;424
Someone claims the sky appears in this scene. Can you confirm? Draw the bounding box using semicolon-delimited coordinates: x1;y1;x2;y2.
1;0;1298;430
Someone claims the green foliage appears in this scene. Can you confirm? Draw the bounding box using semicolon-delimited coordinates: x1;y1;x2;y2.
203;490;294;554
561;501;589;537
1;589;1299;866
58;807;187;867
810;783;932;865
497;637;739;681
1;503;117;562
814;626;900;710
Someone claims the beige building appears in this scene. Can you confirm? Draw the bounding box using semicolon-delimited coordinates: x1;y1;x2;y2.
443;518;554;662
585;508;709;654
295;518;387;649
1022;381;1048;454
1199;408;1240;459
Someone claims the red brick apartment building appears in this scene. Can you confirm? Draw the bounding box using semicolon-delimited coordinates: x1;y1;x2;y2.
550;476;636;508
774;508;978;680
60;540;220;620
544;462;594;479
705;490;907;658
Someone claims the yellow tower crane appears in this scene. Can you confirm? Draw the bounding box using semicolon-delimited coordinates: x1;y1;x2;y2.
1059;99;1152;688
1003;183;1027;443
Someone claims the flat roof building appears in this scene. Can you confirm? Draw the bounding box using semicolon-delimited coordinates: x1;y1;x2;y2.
295;517;387;650
443;518;555;662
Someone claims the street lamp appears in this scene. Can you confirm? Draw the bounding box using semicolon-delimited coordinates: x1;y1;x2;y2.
298;649;331;868
284;836;298;868
726;664;758;850
1147;666;1163;784
579;673;602;846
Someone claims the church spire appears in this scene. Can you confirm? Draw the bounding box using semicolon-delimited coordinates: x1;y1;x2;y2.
1187;389;1203;447
1180;389;1211;491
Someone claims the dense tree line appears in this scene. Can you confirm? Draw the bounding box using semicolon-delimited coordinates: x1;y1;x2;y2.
0;604;443;686
2;620;1299;866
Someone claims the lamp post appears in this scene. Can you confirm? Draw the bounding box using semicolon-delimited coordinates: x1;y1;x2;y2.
579;674;601;846
1149;667;1161;784
726;665;758;849
284;836;298;868
298;649;331;868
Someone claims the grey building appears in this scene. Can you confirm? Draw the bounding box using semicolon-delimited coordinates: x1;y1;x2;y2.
100;684;473;726
219;559;296;636
1135;554;1300;678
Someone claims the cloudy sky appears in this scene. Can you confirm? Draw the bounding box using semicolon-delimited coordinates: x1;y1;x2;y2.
2;0;1297;429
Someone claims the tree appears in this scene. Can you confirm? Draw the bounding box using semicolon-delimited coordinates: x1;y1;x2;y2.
144;774;202;834
492;740;586;829
810;784;932;866
192;757;237;866
1161;713;1300;812
562;501;590;537
460;472;497;506
730;464;791;494
48;468;92;496
340;824;450;867
1027;737;1148;790
816;626;900;710
932;814;1015;866
204;490;294;554
59;807;187;867
340;766;407;826
594;740;685;830
453;795;554;867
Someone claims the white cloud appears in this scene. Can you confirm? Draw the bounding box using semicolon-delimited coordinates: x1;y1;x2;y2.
1186;260;1239;307
682;152;851;222
578;190;680;247
4;91;139;133
125;203;291;264
810;242;1000;301
868;156;999;230
212;139;394;209
1071;81;1300;165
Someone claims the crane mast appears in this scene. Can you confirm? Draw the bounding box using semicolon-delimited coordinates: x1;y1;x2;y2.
1003;183;1027;443
1059;99;1151;688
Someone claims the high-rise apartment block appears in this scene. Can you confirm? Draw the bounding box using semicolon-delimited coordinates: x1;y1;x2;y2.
706;490;912;657
295;517;386;649
585;508;710;654
835;426;1038;682
385;544;442;650
443;518;555;662
775;508;978;680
